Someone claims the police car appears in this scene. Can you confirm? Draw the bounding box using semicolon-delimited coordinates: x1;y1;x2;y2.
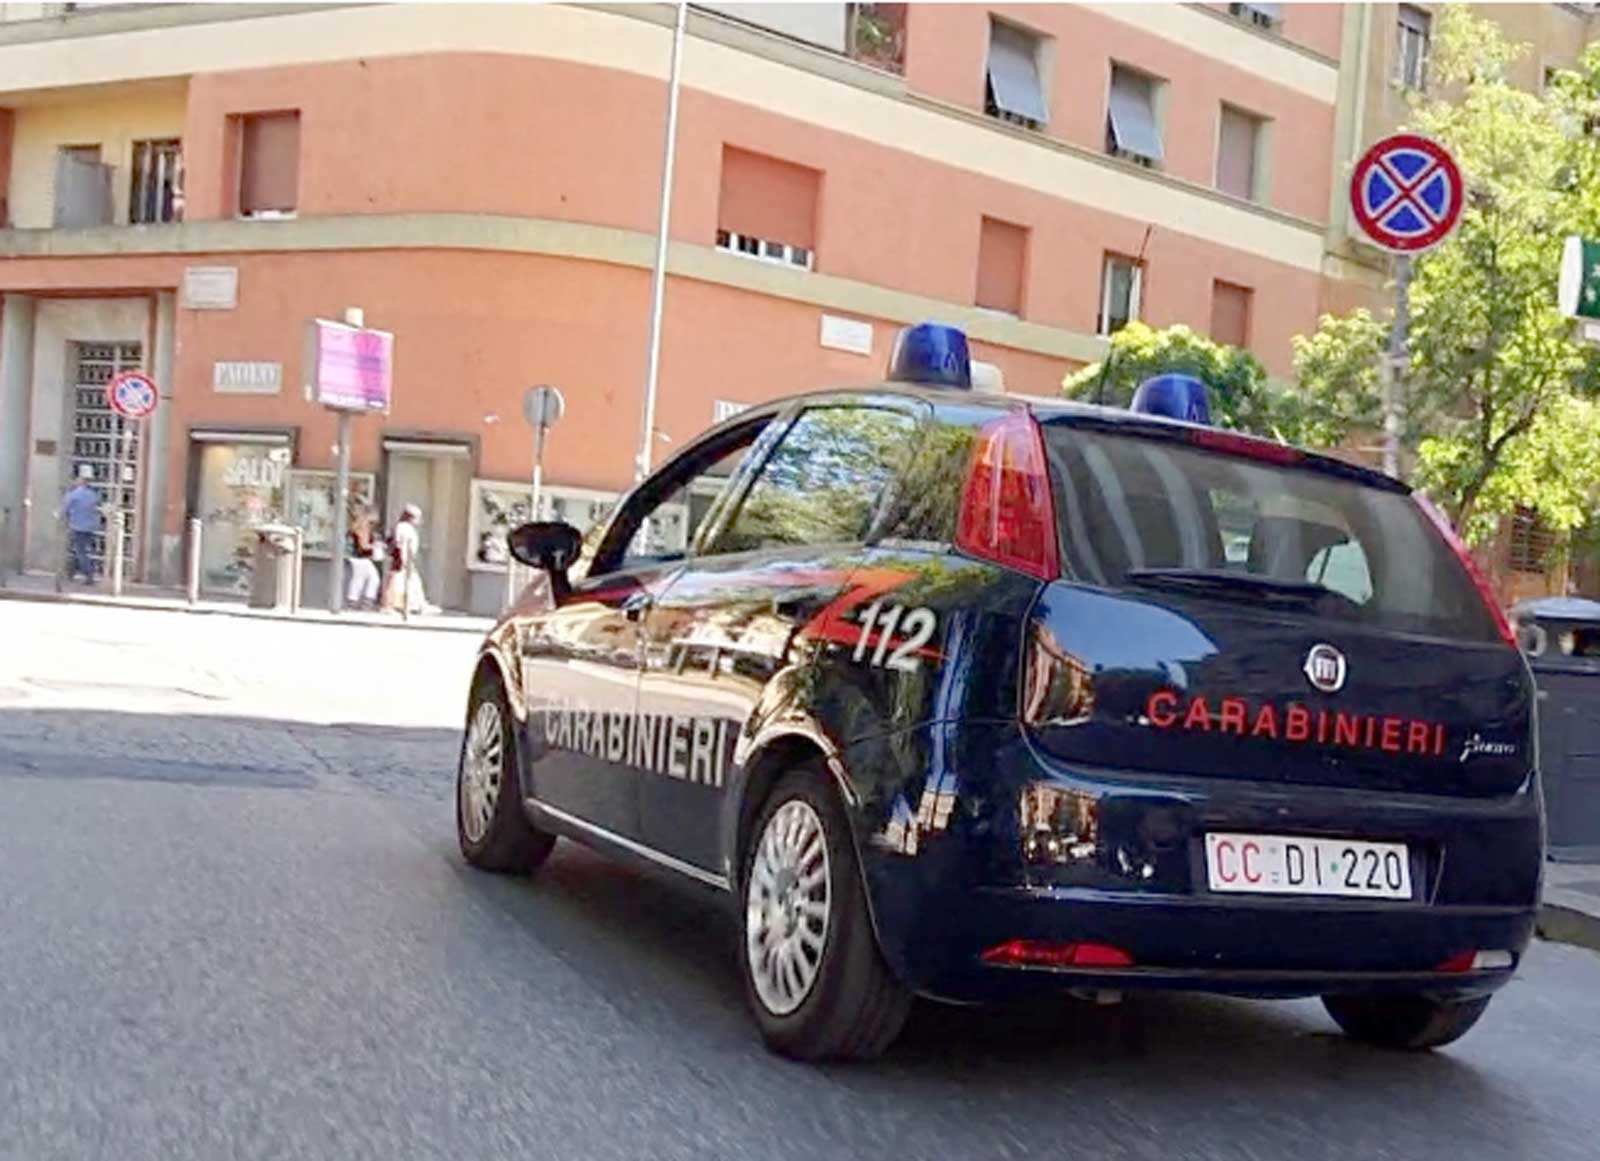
456;324;1542;1060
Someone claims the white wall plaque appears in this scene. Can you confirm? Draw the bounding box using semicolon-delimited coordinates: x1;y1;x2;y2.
182;266;239;310
819;313;874;356
213;361;282;394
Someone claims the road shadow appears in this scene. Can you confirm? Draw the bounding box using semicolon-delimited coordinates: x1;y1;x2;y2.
0;705;461;799
458;835;1551;1161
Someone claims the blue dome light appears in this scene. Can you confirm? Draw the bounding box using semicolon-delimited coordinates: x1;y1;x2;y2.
888;323;972;389
1130;374;1211;425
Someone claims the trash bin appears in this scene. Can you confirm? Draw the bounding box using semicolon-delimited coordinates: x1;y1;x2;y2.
248;523;299;612
1513;597;1600;862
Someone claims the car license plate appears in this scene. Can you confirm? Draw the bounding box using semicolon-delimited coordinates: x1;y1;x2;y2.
1204;832;1412;900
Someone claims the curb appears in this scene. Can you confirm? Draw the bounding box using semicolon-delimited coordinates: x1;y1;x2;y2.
1538;897;1600;956
0;584;491;637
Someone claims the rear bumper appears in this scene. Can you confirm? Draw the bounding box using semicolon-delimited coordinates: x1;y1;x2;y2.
853;722;1543;1003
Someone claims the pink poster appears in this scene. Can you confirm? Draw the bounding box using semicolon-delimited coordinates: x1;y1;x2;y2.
310;321;393;413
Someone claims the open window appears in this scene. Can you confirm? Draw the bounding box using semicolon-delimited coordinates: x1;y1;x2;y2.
1106;64;1165;168
986;19;1049;129
582;414;778;579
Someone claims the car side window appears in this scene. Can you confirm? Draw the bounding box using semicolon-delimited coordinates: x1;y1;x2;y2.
584;419;771;578
710;405;919;556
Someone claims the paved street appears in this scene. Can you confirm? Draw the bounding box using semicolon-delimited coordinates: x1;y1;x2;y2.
1;599;1598;1161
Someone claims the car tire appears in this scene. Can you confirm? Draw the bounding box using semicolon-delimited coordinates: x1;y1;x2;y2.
738;762;912;1061
456;668;556;874
1321;992;1491;1050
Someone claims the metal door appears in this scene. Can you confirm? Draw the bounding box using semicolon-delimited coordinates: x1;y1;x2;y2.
69;342;143;578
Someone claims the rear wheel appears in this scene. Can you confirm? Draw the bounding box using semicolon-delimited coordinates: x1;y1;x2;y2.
456;670;556;873
1322;993;1491;1050
739;763;911;1061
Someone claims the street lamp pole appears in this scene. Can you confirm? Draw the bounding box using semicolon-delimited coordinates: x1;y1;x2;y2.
636;0;687;484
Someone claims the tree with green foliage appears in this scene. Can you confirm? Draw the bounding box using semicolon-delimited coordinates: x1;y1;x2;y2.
1292;6;1600;543
1061;322;1277;433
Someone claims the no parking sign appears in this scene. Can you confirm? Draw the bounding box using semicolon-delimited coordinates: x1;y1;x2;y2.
106;371;159;420
1349;133;1463;253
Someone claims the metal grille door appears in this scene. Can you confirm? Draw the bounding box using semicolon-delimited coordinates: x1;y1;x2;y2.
70;342;143;575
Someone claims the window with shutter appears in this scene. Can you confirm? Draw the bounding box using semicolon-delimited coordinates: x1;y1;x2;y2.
975;216;1027;316
238;111;300;218
1210;280;1253;348
715;146;820;270
1216;105;1262;201
1106;65;1164;167
986;19;1049;129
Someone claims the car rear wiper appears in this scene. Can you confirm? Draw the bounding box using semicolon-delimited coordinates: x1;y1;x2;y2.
1125;567;1354;608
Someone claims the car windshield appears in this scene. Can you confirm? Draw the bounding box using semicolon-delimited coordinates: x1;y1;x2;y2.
1042;424;1500;643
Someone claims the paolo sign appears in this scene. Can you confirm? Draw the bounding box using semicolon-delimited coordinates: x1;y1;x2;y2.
304;319;394;413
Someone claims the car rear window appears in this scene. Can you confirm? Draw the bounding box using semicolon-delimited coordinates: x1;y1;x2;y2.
1043;424;1500;643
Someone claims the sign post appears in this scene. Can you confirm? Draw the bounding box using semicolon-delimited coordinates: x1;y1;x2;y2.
105;370;159;596
305;308;394;613
1349;133;1464;479
509;385;566;607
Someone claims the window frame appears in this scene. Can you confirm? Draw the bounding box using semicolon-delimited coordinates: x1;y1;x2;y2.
985;17;1050;130
1098;253;1143;337
580;409;787;582
1105;62;1166;168
235;109;301;220
1215;103;1266;203
1210;278;1254;348
1395;5;1431;91
703;396;930;559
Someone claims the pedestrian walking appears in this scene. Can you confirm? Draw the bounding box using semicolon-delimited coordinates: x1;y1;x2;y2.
345;505;382;610
58;465;103;585
383;504;437;615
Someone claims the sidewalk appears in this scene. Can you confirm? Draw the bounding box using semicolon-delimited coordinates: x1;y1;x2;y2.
1542;861;1600;955
0;569;494;635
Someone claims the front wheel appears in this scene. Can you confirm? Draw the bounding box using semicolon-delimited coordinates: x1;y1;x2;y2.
739;763;911;1061
1322;993;1491;1050
456;670;556;873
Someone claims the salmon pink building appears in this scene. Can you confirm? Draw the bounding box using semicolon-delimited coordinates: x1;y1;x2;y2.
0;1;1370;612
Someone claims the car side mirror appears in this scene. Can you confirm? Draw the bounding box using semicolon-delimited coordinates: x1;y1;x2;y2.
507;521;583;575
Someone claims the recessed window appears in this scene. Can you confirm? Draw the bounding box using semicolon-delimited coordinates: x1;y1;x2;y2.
975;216;1027;316
1098;254;1142;336
1106;64;1165;168
716;146;819;271
1396;5;1430;91
53;144;111;228
1228;1;1281;31
1211;280;1253;348
130;138;183;225
237;111;300;218
986;19;1049;130
1216;104;1266;202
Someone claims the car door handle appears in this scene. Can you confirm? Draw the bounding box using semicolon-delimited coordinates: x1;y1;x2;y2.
622;593;653;622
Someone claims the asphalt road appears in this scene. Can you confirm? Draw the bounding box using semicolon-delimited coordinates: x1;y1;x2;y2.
1;599;1597;1161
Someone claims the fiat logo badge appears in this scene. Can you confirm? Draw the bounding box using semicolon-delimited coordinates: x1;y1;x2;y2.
1304;644;1347;693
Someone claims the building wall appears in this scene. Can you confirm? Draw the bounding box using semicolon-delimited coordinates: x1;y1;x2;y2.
904;3;1338;223
0;1;1370;604
7;82;186;228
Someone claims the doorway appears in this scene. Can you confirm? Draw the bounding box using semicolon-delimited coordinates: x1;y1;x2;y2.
383;440;470;610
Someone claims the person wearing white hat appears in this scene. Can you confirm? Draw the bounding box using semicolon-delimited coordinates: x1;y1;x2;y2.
58;464;103;584
383;503;435;614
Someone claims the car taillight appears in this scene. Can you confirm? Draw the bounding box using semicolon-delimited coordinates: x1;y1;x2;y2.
1415;494;1516;647
955;411;1060;581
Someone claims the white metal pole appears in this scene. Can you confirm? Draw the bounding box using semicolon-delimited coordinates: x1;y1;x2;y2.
635;0;688;484
327;305;364;614
186;516;202;605
1383;256;1412;480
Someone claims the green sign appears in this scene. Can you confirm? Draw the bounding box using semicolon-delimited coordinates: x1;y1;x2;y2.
1558;235;1600;320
